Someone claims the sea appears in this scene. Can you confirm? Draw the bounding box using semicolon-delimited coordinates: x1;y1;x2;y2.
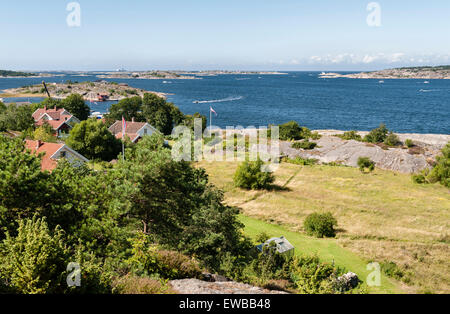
1;72;449;134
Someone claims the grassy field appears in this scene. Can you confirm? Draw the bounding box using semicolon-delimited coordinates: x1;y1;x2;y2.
241;215;399;294
197;160;450;294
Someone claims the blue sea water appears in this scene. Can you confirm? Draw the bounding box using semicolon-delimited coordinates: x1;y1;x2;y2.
1;72;449;134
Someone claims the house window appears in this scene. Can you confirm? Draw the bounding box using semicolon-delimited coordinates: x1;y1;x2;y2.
60;151;66;158
144;128;148;135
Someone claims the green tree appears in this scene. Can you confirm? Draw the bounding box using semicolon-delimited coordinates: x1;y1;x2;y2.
33;123;56;142
0;216;70;294
62;94;91;121
357;157;375;173
303;213;337;238
0;137;51;237
0;103;35;132
142;93;183;134
66;119;122;161
105;96;144;123
364;123;389;143
234;159;275;190
428;143;450;187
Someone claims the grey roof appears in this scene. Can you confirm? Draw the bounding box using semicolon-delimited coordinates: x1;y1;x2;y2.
257;236;294;254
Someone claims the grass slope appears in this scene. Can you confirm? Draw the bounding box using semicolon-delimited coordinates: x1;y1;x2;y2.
197;160;450;293
241;215;399;294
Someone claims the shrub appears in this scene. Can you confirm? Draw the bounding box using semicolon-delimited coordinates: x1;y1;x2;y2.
405;139;414;148
127;233;202;280
380;261;405;281
384;132;400;147
283;157;318;166
0;216;70;294
291;141;317;150
278;121;308;141
255;232;271;244
303;213;337;238
428;143;449;187
357;157;375;173
112;275;174;294
337;131;362;141
234;159;275;190
364;123;389;143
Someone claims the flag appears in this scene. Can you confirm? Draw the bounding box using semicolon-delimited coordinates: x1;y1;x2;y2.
122;116;127;135
210;106;217;116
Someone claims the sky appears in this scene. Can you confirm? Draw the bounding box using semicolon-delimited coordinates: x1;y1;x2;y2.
1;0;449;71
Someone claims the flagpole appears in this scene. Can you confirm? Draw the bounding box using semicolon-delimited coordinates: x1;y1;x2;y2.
210;107;212;137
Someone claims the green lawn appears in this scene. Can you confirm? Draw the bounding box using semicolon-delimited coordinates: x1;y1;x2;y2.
240;215;400;294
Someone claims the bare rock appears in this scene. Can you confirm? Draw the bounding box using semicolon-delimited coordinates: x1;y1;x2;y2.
169;279;288;295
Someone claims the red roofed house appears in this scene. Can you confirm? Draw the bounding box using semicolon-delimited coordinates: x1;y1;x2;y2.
25;140;89;172
108;118;160;143
32;106;80;137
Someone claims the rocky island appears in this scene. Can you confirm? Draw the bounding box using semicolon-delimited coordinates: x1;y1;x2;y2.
0;81;166;101
320;65;450;79
96;70;198;80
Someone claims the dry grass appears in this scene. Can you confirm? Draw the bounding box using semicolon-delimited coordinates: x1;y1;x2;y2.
197;160;450;293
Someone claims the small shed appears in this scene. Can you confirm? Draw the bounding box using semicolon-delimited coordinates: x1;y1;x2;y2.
256;236;295;258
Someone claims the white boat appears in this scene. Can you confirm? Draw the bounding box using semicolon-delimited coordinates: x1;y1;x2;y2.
424;81;430;84
379;80;384;83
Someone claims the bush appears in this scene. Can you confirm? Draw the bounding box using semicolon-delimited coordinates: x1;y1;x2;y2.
127;233;202;280
234;159;275;190
291;141;317;150
364;124;389;143
384;132;400;147
278;121;310;141
0;216;70;294
428;143;449;187
380;261;405;281
112;275;174;294
405;139;414;148
337;131;362;141
357;157;375;173
303;213;337;238
283;157;318;166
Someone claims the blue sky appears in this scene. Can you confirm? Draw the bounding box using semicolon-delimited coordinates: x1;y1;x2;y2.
1;0;449;71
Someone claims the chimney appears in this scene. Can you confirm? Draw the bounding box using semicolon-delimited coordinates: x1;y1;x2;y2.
36;140;42;149
44;105;47;111
54;105;57;111
132;117;135;123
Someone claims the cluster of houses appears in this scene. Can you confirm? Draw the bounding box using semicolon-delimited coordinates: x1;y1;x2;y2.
25;106;159;171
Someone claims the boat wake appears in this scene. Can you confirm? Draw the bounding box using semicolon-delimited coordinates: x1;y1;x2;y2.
193;96;243;104
419;89;439;93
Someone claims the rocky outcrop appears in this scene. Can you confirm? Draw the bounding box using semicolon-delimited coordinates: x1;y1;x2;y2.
169;279;288;295
252;132;448;174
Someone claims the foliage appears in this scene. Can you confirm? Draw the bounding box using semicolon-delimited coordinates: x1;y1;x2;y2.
428;143;450;187
66;118;122;161
336;131;362;141
33;123;56;142
291;141;317;150
405;139;414;148
290;255;337;294
357;157;375;173
380;261;405;281
0;137;52;236
0;103;35;132
0;70;35;77
182;112;207;132
364;123;389;143
233;159;275;190
303;213;337;238
112;275;174;294
127;233;202;279
278;121;309;141
106;96;144;123
282;156;318;166
384;132;400;147
142;93;184;135
62;94;91;121
0;216;69;294
411;143;449;188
